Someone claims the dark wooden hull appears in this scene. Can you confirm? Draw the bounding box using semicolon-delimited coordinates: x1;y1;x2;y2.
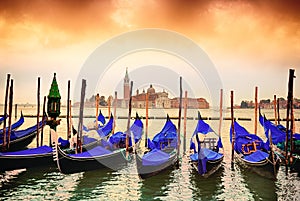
0;130;37;151
191;155;224;178
234;151;280;180
136;150;178;179
0;151;54;172
54;145;130;174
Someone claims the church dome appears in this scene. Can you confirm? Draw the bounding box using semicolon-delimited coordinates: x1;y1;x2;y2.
147;84;155;94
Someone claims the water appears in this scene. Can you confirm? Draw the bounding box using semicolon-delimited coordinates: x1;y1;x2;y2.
1;107;300;200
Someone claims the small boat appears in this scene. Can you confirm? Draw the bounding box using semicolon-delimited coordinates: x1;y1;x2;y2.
0;118;45;151
189;112;224;178
0;145;54;172
0;113;25;135
136;114;178;179
58;114;114;151
230;120;280;179
52;129;130;174
0;114;114;172
82;110;106;132
108;112;143;151
259;112;300;172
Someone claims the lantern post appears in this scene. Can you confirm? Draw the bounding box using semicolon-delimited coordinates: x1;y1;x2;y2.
46;73;61;137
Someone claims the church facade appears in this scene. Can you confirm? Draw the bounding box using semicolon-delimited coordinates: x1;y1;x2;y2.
122;69;209;109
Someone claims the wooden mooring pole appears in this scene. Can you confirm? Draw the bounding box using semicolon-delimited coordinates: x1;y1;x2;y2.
177;77;182;157
254;86;258;135
40;96;46;146
7;79;13;150
77;79;86;154
36;77;40;147
2;74;10;152
183;90;188;154
273;95;278;125
145;92;149;147
126;81;133;156
67;80;71;139
231;91;235;164
285;69;295;169
14;104;17;119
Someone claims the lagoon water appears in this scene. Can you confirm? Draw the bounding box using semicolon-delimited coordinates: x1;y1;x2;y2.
0;106;300;200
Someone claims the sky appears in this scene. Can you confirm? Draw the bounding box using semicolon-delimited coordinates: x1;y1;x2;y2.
0;0;300;107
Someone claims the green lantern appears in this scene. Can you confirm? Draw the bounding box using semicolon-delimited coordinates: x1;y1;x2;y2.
47;73;61;118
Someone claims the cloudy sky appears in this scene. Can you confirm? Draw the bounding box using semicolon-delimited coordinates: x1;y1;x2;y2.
0;0;299;107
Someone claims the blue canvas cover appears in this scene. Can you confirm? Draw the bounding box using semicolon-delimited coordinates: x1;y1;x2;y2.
243;150;269;162
58;135;98;148
108;114;144;146
58;137;69;147
230;120;250;142
259;113;286;144
100;139;114;150
0;145;52;156
193;116;214;135
97;110;106;125
230;120;270;154
147;138;156;150
0;114;25;135
190;113;223;152
69;145;112;158
190;113;224;175
190;148;223;161
151;115;177;150
109;131;131;146
260;113;300;144
83;125;89;132
0;120;45;144
142;149;170;166
97;115;114;138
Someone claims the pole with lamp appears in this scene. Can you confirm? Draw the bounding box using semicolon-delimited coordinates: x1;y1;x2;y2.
46;73;61;146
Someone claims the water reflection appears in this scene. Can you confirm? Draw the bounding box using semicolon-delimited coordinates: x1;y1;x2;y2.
240;168;277;200
0;167;81;200
68;169;113;200
189;164;224;200
139;167;174;200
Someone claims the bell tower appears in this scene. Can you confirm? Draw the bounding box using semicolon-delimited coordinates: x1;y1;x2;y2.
124;67;130;100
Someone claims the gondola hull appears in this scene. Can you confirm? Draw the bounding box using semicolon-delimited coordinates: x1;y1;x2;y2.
136;150;178;179
234;152;280;180
0;129;37;151
0;147;54;172
191;155;224;178
54;145;130;174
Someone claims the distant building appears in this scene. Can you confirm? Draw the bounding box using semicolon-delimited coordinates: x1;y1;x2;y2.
170;97;209;109
124;67;130;100
75;69;210;109
238;97;298;109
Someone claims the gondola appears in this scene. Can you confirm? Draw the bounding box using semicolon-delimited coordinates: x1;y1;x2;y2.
58;114;114;151
230;120;280;179
0;145;54;172
136;114;178;179
82;109;106;132
52;113;140;174
189;112;224;178
108;112;143;151
52;129;130;174
0;113;25;135
259;112;300;172
0;115;114;172
0;118;45;151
